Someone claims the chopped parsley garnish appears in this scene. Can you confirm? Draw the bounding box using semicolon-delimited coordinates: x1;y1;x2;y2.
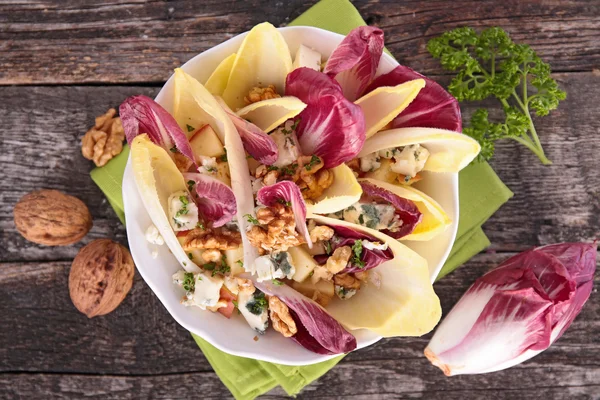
186;124;195;132
351;240;366;268
188;253;193;260
246;291;268;315
281;163;298;176
169;146;179;153
203;262;216;271
244;214;259;225
205;166;217;173
196;221;205;230
291;118;301;131
267;165;279;171
187;180;195;191
232;300;241;314
220;149;228;162
325;240;332;255
272;279;284;286
182;272;195;292
304;155;321;171
277;198;291;207
236;260;244;268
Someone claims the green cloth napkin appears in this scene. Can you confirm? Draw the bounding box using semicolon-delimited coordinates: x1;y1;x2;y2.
90;0;513;398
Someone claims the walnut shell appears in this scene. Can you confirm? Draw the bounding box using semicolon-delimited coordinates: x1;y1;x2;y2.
69;239;135;318
13;190;92;246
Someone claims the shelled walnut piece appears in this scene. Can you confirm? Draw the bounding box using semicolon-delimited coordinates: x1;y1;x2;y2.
182;226;242;251
81;108;125;167
269;296;297;337
69;239;135;318
254;155;334;202
13;189;92;246
244;85;281;104
246;203;305;253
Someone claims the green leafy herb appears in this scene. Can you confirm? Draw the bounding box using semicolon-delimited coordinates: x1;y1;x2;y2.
325;240;332;255
196;221;205;230
272;279;284;286
203;262;216;271
236;260;244;268
182;272;195;292
291;118;301;131
187;180;195;192
246;291;268;315
188;253;193;260
281;163;298;176
304;155;321;171
220;148;228;162
244;214;259;225
351;240;365;268
427;27;565;164
267;165;279;172
186;124;195;132
277;198;291;207
169;146;179;153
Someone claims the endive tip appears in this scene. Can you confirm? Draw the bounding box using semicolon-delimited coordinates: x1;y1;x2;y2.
424;347;452;376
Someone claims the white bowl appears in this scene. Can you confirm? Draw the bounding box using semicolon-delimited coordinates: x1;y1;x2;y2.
122;26;459;366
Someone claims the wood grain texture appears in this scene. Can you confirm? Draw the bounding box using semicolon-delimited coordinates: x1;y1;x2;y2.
1;253;598;398
1;1;599;398
0;0;598;85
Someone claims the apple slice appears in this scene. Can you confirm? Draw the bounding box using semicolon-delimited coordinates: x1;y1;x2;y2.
189;125;226;160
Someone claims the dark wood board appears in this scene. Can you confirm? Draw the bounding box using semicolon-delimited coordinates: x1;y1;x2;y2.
0;0;599;84
1;0;599;398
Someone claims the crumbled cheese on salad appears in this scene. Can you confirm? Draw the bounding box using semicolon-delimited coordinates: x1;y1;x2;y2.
254;251;296;282
145;224;164;246
168;191;199;231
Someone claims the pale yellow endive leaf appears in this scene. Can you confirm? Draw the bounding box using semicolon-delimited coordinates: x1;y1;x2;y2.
355;79;425;138
359;127;481;173
236;96;306;133
359;178;451;241
222;22;293;110
131;135;201;273
307;163;362;215
172;68;260;268
307;214;441;337
205;53;236;96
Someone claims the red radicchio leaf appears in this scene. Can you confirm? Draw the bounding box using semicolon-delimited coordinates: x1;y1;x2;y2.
183;172;236;228
364;65;462;132
359;181;423;239
285;68;366;169
323;26;385;101
426;242;597;375
216;98;278;165
256;181;312;247
254;280;357;355
313;224;393;273
120;95;196;163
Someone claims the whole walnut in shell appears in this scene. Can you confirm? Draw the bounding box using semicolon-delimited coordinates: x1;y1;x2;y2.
14;190;92;246
69;239;135;318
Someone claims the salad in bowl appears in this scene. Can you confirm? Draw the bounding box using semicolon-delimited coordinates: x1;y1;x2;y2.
121;23;480;364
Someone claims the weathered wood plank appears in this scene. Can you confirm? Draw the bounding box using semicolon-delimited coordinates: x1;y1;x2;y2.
1;252;598;386
1;371;598;399
0;0;598;85
1;73;599;262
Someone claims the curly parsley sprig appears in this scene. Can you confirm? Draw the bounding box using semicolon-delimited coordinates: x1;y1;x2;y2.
427;27;566;164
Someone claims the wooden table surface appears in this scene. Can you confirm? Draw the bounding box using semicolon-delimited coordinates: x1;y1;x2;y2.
1;1;599;399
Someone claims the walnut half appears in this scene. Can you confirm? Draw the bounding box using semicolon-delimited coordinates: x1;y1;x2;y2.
269;296;297;337
82;108;125;167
